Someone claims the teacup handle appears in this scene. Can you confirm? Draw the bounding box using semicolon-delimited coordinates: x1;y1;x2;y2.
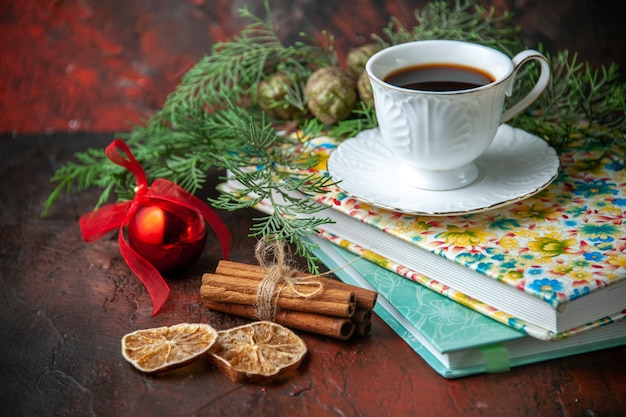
500;50;551;124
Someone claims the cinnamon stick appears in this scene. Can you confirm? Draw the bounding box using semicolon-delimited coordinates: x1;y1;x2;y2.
201;273;356;318
351;308;372;324
354;320;372;337
216;260;377;310
203;300;356;340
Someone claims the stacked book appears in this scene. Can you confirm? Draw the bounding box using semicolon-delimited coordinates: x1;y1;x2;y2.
308;235;626;377
220;125;626;378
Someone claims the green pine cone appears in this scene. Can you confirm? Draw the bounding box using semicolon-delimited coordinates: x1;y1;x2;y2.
346;43;380;80
305;67;356;125
357;70;374;107
257;72;306;120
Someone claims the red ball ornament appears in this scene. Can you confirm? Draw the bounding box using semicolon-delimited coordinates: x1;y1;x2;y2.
79;139;231;315
127;199;207;273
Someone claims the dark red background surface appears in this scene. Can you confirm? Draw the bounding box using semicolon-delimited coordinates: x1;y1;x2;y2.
1;1;626;416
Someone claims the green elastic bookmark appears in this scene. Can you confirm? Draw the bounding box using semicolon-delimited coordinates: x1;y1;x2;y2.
480;344;511;373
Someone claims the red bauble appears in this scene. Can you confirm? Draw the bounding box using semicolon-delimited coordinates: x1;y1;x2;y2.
127;199;207;273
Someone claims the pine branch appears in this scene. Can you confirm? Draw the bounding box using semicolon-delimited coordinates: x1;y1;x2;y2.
377;0;523;55
42;148;124;217
153;1;335;131
207;107;336;269
42;0;626;272
510;50;626;161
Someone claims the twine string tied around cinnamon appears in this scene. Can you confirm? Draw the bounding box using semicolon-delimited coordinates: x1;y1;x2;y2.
254;239;324;321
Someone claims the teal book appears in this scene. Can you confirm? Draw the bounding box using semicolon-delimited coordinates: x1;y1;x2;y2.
306;235;626;378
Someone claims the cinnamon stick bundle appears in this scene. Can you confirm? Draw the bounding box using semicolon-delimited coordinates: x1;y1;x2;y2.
200;259;377;340
216;260;378;310
201;273;356;318
203;300;356;340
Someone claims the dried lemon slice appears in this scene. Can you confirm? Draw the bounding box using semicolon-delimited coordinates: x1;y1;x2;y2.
121;323;218;374
209;321;307;383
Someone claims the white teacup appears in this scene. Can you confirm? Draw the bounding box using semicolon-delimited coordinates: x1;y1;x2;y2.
366;40;550;190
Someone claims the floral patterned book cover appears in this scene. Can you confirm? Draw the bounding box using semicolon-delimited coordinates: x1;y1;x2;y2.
220;127;626;340
308;235;626;378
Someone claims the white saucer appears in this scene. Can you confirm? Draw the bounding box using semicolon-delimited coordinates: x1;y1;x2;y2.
326;124;560;216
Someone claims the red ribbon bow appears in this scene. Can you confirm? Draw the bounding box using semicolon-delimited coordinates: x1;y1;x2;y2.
79;139;231;316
